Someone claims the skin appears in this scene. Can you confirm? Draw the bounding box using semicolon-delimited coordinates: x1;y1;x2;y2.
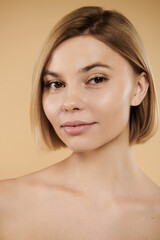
0;35;160;240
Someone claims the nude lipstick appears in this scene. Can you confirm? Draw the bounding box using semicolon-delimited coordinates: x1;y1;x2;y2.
61;121;96;135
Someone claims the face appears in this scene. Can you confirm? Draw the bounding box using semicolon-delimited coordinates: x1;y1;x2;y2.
42;36;138;152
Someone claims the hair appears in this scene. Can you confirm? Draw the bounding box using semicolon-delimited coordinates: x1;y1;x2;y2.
30;6;159;150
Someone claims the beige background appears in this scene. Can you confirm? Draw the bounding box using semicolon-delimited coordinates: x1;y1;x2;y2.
0;0;160;186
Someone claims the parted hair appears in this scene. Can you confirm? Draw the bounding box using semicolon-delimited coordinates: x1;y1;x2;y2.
30;6;159;150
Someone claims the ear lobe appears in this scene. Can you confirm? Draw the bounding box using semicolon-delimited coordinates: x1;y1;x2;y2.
131;72;149;106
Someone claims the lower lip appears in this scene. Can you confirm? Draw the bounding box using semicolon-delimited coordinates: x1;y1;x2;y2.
62;123;96;135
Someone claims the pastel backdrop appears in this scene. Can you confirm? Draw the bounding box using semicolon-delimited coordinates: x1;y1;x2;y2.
0;0;160;185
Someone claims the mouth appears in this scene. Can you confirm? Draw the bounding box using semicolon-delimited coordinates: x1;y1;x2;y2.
61;121;97;127
61;121;97;135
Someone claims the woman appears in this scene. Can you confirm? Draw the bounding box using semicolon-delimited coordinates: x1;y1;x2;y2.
0;6;160;239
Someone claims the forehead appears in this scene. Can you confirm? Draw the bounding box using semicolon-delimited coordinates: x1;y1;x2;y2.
46;35;131;73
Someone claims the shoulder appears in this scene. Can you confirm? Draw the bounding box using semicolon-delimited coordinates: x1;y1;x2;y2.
0;178;29;215
0;172;44;210
0;171;53;229
0;178;19;209
151;186;160;221
0;160;78;215
0;178;22;234
0;168;61;238
150;196;160;238
143;183;160;237
0;163;64;210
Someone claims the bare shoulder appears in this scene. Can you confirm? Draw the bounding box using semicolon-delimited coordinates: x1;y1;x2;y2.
0;166;65;239
148;180;160;210
0;178;19;211
0;178;24;235
141;180;160;236
0;162;65;214
0;168;55;203
151;184;160;220
0;176;33;217
149;187;160;238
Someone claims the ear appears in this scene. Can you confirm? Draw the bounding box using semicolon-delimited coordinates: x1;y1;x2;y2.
130;72;149;106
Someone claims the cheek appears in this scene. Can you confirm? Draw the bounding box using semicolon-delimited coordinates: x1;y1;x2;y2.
96;85;131;128
42;94;60;125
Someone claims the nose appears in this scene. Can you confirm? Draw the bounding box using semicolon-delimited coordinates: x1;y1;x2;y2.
62;87;84;112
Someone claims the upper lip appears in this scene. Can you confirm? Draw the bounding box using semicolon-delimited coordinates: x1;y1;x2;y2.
61;121;96;127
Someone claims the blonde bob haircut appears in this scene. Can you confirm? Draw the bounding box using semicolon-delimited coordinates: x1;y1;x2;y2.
30;6;159;150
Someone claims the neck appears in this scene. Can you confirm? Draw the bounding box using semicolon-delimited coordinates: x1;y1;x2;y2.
64;129;142;201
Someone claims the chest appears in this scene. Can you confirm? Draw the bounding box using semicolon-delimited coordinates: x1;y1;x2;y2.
2;196;160;240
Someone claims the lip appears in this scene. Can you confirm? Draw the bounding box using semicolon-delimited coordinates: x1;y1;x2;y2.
61;121;97;135
61;121;96;127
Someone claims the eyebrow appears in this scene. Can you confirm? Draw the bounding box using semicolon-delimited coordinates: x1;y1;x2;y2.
43;62;112;78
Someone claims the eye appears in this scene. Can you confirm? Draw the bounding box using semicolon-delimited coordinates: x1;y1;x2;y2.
43;81;65;89
87;76;108;85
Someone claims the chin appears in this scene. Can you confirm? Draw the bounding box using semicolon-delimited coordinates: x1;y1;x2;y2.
66;144;92;152
64;140;106;153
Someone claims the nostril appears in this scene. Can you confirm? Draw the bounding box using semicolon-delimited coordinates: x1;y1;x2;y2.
62;102;81;112
64;107;80;112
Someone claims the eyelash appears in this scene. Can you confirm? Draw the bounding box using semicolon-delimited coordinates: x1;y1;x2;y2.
43;76;108;90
